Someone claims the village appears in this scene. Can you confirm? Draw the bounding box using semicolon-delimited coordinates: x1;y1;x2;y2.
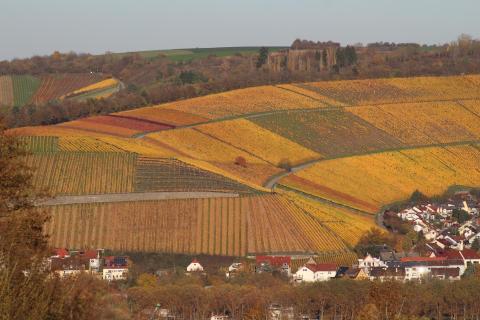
48;192;480;284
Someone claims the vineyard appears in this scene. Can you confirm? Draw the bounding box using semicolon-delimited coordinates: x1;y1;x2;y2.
0;76;14;107
25;152;137;195
118;107;208;127
65;78;119;98
296;75;480;105
163;85;327;120
147;128;283;186
195;119;321;166
281;189;377;247
134;157;256;194
20;136;59;153
348;101;480;145
8;75;480;259
58;136;125;152
281;143;480;213
44;194;354;260
30;73;103;105
250;109;404;157
58;115;174;137
12;75;41;106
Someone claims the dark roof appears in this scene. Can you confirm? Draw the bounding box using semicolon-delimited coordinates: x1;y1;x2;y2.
256;256;291;267
370;267;405;277
50;256;89;271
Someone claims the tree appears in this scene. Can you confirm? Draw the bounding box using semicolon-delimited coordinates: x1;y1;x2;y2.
410;189;428;203
234;156;247;168
357;303;380;320
256;47;269;69
471;237;480;252
0;122;103;319
452;208;469;223
278;158;292;171
322;50;328;68
344;45;358;65
354;228;397;257
335;48;346;68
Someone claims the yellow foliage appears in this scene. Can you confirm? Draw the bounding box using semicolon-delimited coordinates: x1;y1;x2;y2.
282;144;480;213
280;189;377;246
59;136;125;152
67;78;119;96
164;85;327;119
349;101;480;145
195;119;321;166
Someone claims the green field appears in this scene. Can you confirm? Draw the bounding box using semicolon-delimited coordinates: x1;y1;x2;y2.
110;46;287;62
11;75;40;106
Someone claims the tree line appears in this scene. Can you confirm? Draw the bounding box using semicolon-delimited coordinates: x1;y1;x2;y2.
2;35;480;128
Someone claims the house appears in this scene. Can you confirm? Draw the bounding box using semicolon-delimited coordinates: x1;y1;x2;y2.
339;267;369;280
400;257;465;280
52;248;70;259
369;267;406;281
294;260;337;282
430;268;461;280
226;262;245;278
186;258;204;272
50;255;91;278
358;254;386;274
255;256;291;276
102;255;129;281
102;266;128;281
459;249;480;265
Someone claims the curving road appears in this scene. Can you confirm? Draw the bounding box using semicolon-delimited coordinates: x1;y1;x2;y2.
38;191;240;206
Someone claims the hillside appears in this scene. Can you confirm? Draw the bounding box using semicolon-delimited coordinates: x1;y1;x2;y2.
8;75;480;262
0;74;122;108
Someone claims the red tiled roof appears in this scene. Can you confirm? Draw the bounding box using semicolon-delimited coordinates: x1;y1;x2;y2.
80;250;98;259
438;250;463;260
400;256;446;262
306;263;337;272
256;256;291;267
53;248;69;258
460;249;480;260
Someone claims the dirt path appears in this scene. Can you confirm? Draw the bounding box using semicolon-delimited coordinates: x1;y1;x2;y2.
39;191;240;206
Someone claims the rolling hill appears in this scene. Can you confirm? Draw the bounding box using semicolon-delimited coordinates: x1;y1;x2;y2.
8;74;480;263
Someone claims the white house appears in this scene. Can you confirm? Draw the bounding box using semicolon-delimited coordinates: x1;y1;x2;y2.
294;260;337;282
358;254;386;273
102;267;128;281
187;259;204;272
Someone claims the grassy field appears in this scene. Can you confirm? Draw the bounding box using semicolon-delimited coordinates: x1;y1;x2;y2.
110;46;287;61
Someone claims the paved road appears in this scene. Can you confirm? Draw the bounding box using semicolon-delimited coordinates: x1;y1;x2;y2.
263;139;480;190
39;191;240;206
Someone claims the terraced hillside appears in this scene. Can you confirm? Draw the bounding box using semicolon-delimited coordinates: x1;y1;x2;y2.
8;75;480;259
